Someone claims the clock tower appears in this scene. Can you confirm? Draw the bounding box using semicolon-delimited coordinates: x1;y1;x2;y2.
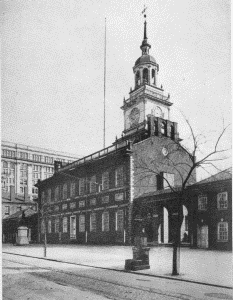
119;15;179;143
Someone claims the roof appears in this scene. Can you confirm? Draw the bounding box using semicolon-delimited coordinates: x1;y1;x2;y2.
3;207;37;221
135;54;157;67
195;168;232;185
2;192;36;204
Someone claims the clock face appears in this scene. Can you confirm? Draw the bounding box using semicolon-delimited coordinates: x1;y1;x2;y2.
152;106;163;117
162;147;168;156
129;107;140;126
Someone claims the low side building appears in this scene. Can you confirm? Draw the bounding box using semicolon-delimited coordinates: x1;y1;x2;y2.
188;168;232;251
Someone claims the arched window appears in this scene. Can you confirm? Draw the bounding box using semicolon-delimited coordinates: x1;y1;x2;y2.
152;69;155;84
135;71;140;87
143;68;148;83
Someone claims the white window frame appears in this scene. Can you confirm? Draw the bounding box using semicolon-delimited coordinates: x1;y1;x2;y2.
116;210;124;232
79;178;85;195
102;211;109;232
62;183;67;200
70;182;76;197
102;195;109;204
90;198;96;206
102;171;109;190
63;217;68;233
48;220;52;233
217;222;228;242
55;218;60;233
90;213;96;232
198;196;207;210
70;215;76;239
217;192;228;209
79;215;85;232
79;200;85;208
115;166;124;187
90;175;97;193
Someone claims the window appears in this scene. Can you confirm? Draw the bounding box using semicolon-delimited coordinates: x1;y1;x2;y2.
33;154;41;162
54;205;59;211
116;210;124;232
63;217;67;233
198;196;207;210
47;189;51;203
41;191;45;203
217;192;228;209
70;216;76;239
45;156;53;164
157;172;174;190
17;206;21;212
79;178;85;195
102;171;109;190
62;183;67;199
70;202;76;209
90;175;97;193
41;220;45;234
55;186;59;202
90;198;96;206
102;211;109;232
32;187;38;194
55;218;59;233
217;222;228;241
5;206;10;216
90;213;96;232
79;200;85;208
70;182;76;197
79;215;85;232
102;195;109;204
62;204;67;210
115;193;124;201
115;166;124;187
143;68;148;83
20;152;28;159
161;121;167;136
48;220;52;233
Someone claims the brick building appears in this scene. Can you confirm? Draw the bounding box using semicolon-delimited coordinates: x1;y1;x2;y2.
37;17;195;245
133;168;232;251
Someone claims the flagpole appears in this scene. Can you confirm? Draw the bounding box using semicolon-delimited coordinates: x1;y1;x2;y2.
103;18;107;149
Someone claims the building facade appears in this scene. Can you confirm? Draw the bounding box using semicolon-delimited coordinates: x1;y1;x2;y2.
1;140;79;198
37;17;195;245
133;168;232;251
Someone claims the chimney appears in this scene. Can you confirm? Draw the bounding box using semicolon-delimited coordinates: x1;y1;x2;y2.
10;185;15;201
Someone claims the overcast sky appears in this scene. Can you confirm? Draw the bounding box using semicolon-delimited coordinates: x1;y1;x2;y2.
2;0;231;179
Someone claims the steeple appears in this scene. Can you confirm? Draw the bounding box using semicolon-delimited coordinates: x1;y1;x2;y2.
140;16;151;55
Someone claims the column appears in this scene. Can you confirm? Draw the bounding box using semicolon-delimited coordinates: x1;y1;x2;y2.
148;66;151;85
27;164;33;197
16;163;21;194
139;67;143;86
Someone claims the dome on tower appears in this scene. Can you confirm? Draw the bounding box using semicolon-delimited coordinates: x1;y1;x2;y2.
134;54;157;67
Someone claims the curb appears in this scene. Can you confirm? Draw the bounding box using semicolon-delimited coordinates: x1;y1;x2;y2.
3;251;232;290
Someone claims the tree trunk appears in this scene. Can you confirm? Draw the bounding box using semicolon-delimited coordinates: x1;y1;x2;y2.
44;232;47;258
172;202;183;275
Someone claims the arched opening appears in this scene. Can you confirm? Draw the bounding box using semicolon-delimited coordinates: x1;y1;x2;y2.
143;68;149;84
181;205;189;243
161;121;167;136
135;71;140;87
152;69;155;85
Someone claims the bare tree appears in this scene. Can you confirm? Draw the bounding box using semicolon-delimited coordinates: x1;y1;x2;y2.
133;117;231;275
37;196;49;258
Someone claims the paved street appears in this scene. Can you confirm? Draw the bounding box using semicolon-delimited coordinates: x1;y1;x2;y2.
3;253;233;300
2;244;232;288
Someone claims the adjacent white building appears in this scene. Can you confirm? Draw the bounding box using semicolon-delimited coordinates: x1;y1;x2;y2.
1;140;80;198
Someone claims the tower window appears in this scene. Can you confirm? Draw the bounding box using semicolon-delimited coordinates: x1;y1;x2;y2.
152;69;155;85
143;68;148;84
135;71;140;87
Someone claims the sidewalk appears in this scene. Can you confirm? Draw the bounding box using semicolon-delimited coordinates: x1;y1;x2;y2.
2;244;232;288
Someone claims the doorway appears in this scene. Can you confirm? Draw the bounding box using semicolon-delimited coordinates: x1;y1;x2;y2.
197;225;208;248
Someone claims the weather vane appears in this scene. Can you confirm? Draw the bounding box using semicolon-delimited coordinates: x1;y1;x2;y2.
141;4;147;18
